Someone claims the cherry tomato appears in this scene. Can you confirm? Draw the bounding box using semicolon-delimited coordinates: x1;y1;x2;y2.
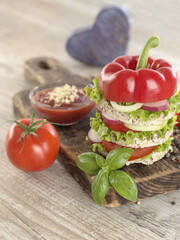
102;140;157;161
5;118;60;171
176;112;180;127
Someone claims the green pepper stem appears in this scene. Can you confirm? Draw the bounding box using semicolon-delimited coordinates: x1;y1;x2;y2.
136;36;160;70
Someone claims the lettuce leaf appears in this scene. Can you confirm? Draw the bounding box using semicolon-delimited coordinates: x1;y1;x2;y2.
156;137;173;152
90;111;177;145
129;105;174;122
142;137;173;160
168;90;180;113
91;143;104;152
84;77;103;104
127;91;180;121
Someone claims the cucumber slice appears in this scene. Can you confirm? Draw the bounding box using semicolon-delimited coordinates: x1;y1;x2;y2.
110;101;143;112
124;120;168;132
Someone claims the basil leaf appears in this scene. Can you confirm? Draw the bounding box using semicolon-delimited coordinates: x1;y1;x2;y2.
95;154;106;168
92;169;110;206
77;153;100;175
106;148;134;170
109;170;138;202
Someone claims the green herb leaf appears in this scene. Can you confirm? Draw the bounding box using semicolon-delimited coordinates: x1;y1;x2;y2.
106;148;134;170
109;170;138;202
76;152;101;175
91;169;110;206
95;154;106;168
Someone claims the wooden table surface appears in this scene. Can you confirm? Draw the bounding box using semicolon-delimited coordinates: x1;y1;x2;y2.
0;0;180;239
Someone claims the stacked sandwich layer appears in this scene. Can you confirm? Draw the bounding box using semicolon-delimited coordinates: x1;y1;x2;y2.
85;77;180;165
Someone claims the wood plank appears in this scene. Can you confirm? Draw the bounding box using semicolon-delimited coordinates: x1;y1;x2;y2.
24;57;92;86
12;57;180;207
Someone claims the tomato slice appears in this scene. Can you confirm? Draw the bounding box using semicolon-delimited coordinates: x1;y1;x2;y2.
176;112;180;127
102;140;157;161
102;116;137;133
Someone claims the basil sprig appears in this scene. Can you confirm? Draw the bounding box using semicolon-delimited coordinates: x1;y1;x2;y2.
77;148;138;206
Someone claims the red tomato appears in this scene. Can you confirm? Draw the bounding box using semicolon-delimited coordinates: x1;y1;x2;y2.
102;140;157;161
176;112;180;127
5;118;60;171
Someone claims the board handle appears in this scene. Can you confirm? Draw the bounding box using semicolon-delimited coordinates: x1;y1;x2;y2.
24;57;91;86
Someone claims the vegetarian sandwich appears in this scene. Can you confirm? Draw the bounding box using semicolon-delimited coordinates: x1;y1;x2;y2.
85;36;180;165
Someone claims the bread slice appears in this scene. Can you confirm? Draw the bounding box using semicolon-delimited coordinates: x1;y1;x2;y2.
98;99;175;126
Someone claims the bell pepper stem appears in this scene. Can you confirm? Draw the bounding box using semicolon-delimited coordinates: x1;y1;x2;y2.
136;36;160;70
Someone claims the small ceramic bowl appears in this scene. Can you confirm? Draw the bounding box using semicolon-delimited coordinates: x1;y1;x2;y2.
29;81;95;125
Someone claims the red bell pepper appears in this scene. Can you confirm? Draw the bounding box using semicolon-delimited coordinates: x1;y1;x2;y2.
99;36;178;103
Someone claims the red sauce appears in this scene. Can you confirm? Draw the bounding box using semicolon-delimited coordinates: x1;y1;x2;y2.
32;87;95;125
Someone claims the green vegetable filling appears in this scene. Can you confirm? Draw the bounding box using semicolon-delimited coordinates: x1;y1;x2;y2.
84;77;102;104
142;137;173;160
90;111;177;145
168;89;180;113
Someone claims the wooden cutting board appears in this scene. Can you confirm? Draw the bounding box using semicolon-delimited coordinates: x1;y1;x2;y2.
13;57;180;207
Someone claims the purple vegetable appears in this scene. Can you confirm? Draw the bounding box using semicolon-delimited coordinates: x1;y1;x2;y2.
66;6;130;66
101;110;122;124
141;100;170;112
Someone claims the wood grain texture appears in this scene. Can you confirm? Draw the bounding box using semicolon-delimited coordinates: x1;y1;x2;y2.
12;57;180;207
0;0;180;239
24;57;92;86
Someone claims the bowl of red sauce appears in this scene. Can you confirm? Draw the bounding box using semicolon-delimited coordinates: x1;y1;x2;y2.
29;81;95;125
